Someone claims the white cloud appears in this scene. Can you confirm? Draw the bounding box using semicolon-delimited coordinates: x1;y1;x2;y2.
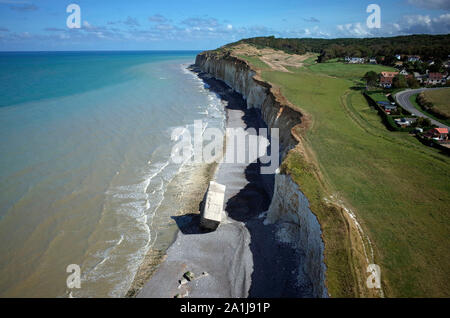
83;21;92;29
108;16;140;27
304;17;320;23
6;9;448;50
336;22;371;37
398;13;450;33
148;14;168;24
181;17;220;28
301;26;329;37
336;13;450;37
407;0;450;10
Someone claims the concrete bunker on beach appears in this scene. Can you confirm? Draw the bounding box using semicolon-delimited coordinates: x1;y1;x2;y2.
200;181;226;230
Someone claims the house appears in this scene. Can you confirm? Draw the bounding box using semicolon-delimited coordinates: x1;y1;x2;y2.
380;71;399;88
369;58;377;64
394;117;417;128
408;55;421;63
425;128;449;141
394;61;404;67
384;105;397;114
414;72;426;83
395;54;402;60
384;104;397;112
377;101;397;114
399;69;409;76
347;57;365;64
426;72;446;85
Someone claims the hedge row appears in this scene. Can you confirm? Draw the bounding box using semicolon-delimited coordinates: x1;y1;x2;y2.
364;92;414;132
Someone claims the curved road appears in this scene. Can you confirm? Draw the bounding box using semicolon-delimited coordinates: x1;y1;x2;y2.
395;87;449;129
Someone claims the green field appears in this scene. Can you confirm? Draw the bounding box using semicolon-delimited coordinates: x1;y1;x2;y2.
367;91;390;103
422;89;450;118
306;61;396;81
241;56;450;297
410;89;450;127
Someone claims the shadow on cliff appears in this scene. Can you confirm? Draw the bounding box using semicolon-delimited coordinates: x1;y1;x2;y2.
171;214;216;235
184;67;313;297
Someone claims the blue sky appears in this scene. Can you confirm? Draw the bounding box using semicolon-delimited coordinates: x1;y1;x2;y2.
0;0;449;51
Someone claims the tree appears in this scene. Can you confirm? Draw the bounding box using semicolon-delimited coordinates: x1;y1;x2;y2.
383;55;397;66
233;34;450;64
392;75;408;89
429;60;443;73
407;76;421;89
363;71;379;87
414;117;432;128
404;62;415;72
414;61;427;74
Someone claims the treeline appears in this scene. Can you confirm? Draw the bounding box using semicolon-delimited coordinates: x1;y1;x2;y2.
227;35;450;62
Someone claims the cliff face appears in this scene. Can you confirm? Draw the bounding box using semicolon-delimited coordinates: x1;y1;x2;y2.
195;51;328;297
196;52;301;156
266;174;328;298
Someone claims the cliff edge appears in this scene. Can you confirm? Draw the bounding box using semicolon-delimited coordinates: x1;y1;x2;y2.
195;49;328;297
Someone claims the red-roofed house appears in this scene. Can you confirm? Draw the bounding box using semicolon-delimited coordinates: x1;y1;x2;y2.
380;71;399;88
426;73;446;85
425;128;448;141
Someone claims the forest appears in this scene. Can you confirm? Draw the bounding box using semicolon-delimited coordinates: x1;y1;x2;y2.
227;35;450;63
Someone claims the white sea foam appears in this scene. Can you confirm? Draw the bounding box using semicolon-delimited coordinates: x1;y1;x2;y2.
76;62;226;298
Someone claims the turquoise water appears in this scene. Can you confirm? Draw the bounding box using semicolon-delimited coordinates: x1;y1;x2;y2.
0;51;225;297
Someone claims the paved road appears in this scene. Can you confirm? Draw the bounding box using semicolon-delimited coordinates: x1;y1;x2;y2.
394;87;449;129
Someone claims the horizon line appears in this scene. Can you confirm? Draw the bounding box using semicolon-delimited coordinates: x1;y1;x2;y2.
0;49;205;53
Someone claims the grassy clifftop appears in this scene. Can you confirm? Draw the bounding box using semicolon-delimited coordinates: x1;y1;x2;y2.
222;43;450;297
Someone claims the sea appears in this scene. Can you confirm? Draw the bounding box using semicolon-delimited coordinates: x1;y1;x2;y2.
0;51;226;297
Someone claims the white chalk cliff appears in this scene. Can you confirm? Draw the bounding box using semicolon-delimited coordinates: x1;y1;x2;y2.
196;51;328;298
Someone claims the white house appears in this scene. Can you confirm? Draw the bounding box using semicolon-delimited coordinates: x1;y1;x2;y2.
414;72;425;83
408;55;421;63
394;117;417;127
347;57;365;64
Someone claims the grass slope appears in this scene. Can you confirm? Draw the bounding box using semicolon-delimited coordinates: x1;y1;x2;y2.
422;89;450;119
410;89;450;127
243;56;450;297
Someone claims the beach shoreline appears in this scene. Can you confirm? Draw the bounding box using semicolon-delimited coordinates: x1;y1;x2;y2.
126;160;220;297
135;66;313;298
126;66;224;297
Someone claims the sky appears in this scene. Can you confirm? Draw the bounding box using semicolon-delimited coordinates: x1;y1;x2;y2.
0;0;449;51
